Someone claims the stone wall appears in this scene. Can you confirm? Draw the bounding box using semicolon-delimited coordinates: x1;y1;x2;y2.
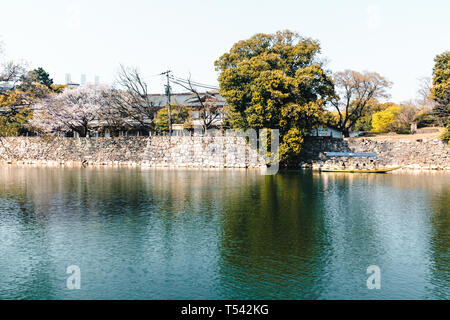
0;136;265;168
0;136;448;170
299;137;450;170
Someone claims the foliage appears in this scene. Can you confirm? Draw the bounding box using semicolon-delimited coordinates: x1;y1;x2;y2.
431;51;450;125
222;105;246;129
331;70;392;136
414;110;438;128
31;85;109;137
322;110;339;128
30;67;54;88
50;84;67;93
371;105;402;133
353;114;373;132
0;90;33;136
351;102;390;132
278;128;304;166
0;82;51;136
154;104;190;133
0;109;31;136
0;43;53;136
339;101;416;133
441;124;450;144
215;30;335;165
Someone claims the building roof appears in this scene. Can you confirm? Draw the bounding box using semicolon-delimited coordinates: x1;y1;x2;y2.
147;91;227;108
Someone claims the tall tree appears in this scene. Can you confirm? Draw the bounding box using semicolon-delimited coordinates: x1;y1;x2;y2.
215;30;335;165
431;51;450;125
330;70;392;137
417;77;434;108
31;67;54;88
0;61;26;85
0;89;34;136
0;42;26;85
0;81;51;136
1;46;51;136
108;65;159;133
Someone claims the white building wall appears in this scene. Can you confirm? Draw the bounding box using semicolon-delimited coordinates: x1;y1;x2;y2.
308;127;343;139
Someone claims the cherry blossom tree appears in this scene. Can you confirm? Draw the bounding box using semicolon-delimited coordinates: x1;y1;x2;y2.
31;84;109;137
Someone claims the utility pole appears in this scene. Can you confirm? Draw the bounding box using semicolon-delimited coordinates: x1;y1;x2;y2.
161;70;172;135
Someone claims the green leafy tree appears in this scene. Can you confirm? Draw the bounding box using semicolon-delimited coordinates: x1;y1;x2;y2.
441;124;450;144
431;51;450;125
0;44;52;135
215;30;335;165
0;89;36;136
154;104;190;133
351;102;390;131
353;114;373;132
0;80;52;136
371;105;402;133
31;67;54;89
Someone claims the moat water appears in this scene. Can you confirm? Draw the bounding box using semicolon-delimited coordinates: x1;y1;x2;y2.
0;167;448;299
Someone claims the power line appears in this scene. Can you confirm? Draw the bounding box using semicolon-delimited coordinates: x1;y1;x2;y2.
174;79;219;90
169;75;219;90
159;70;220;135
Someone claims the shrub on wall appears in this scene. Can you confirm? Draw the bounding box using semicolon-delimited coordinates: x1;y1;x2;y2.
442;124;450;145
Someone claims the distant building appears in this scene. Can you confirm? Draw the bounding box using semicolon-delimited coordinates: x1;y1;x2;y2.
62;91;228;138
147;91;228;132
67;83;80;89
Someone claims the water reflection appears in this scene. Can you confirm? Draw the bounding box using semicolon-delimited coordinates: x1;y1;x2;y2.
0;167;448;299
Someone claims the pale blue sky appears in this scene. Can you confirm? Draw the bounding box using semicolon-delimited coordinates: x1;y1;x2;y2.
0;0;448;102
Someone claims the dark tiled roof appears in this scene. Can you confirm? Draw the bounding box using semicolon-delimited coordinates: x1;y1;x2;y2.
148;91;227;107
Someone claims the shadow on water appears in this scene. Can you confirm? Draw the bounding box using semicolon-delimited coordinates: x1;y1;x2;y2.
0;167;448;299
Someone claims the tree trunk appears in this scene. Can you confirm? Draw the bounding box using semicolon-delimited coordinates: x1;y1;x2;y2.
343;128;350;138
72;128;86;138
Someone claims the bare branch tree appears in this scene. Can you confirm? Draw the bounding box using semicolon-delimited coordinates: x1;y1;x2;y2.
0;42;27;87
397;103;418;130
171;75;223;132
331;70;392;137
0;61;27;86
97;91;127;137
416;76;435;109
108;65;159;133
